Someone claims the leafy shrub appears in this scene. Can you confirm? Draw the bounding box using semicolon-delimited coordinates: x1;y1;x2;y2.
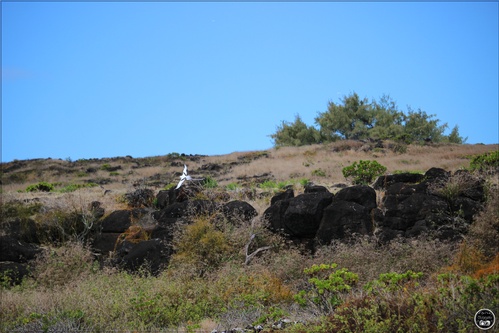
226;182;240;191
469;150;499;172
171;216;231;276
342;160;387;185
294;263;358;314
25;181;55;192
203;175;218;188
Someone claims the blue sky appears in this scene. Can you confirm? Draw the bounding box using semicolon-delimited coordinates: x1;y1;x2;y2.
2;2;498;162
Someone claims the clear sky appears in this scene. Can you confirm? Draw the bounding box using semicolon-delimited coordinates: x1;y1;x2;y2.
2;2;498;162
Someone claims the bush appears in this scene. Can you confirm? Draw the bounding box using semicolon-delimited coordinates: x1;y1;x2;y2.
342;160;387;185
294;263;358;314
203;176;218;189
25;181;55;192
469;151;499;173
170;216;231;276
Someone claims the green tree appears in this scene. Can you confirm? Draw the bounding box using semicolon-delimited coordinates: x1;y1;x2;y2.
315;93;375;141
369;94;405;140
402;107;447;143
446;125;467;144
270;92;467;147
269;114;322;147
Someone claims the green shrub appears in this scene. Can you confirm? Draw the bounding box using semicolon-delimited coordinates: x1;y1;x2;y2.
312;168;327;177
294;263;358;314
226;182;240;191
203;176;218;189
25;181;55;192
342;160;387;185
469;150;499;172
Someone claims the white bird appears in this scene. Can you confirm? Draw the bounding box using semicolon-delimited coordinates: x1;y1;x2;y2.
175;164;202;189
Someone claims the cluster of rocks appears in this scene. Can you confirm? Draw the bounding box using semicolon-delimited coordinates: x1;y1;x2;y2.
0;167;487;282
264;168;485;247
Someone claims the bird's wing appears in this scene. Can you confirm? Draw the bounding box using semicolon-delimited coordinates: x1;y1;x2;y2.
176;178;185;189
182;164;188;176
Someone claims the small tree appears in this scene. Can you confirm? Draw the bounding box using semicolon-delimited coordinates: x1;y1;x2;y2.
342;160;387;185
269;114;322;147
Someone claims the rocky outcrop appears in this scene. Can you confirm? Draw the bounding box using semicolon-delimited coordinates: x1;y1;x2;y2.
264;192;334;238
264;168;487;247
316;186;377;244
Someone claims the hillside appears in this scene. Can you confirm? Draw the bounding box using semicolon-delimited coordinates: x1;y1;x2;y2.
1;141;498;333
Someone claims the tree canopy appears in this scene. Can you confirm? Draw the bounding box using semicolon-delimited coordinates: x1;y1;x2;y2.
270;93;466;147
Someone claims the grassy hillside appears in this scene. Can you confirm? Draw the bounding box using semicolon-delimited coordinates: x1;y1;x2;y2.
1;142;498;332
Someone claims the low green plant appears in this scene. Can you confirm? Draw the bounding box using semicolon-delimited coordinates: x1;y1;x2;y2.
364;270;423;294
203;176;218;189
311;168;327;177
226;182;240;191
25;181;55;192
342;160;387;185
469;150;499;172
294;263;358;314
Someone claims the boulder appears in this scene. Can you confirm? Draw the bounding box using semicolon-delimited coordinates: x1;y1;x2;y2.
153;200;218;221
373;173;424;190
92;233;122;255
333;185;377;211
116;239;170;274
316;201;374;245
424;167;450;182
304;185;330;194
222;200;258;223
265;192;333;238
270;188;294;206
100;210;132;233
89;201;105;219
0;236;41;263
2;217;40;244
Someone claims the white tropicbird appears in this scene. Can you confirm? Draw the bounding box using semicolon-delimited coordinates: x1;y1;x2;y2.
175;164;202;189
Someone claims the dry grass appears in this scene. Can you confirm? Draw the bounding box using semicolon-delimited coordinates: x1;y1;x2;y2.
1;143;498;332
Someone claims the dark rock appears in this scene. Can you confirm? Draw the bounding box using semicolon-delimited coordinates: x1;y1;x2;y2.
124;188;155;208
333;185;377;211
153;201;189;220
405;220;428;238
2;217;40;244
117;239;170;274
156;189;176;209
89;201;105;219
265;192;333;238
316;201;373;244
424;167;450;182
222;200;258;223
373;173;424;190
0;236;41;263
451;197;483;223
100;210;132;233
270;188;294;206
153;200;218;222
304;185;330;194
92;232;122;255
201;163;224;172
